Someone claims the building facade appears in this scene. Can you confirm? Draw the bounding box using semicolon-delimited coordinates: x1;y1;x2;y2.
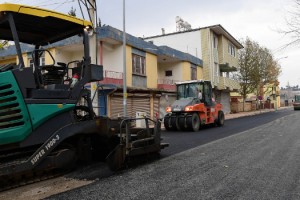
0;25;203;119
144;24;243;113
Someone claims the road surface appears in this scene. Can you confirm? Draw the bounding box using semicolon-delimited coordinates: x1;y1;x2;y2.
46;109;300;200
162;108;294;156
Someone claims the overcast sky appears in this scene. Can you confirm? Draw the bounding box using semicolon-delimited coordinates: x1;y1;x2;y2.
2;0;299;87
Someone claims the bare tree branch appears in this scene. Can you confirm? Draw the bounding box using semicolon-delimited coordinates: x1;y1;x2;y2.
279;0;300;48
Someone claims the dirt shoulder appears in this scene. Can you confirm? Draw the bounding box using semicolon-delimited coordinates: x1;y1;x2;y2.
0;177;92;200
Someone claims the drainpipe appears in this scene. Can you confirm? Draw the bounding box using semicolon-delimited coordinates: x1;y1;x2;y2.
99;41;103;66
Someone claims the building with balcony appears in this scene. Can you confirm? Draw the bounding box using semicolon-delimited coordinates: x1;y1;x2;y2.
144;24;243;113
0;25;203;119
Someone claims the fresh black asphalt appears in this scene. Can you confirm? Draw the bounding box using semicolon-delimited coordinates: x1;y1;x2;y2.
47;108;299;200
162;108;295;156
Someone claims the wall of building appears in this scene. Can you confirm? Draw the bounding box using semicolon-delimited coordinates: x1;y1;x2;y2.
231;102;254;113
220;91;231;114
263;83;281;109
210;30;219;86
55;48;72;64
45;48;56;65
17;46;85;68
0;57;16;65
146;31;202;59
54;45;87;72
102;43;123;73
158;62;182;81
197;65;204;80
146;26;240;115
146;52;158;88
157;61;203;83
101;43;133;87
201;28;212;82
20;53;29;67
182;61;191;81
218;35;239;68
126;45;133;87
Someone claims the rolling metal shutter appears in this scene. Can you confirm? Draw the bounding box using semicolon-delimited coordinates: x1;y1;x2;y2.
153;94;160;119
110;95;126;118
110;93;151;118
131;95;151;118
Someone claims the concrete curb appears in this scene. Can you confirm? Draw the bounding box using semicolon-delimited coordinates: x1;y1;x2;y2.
225;106;291;120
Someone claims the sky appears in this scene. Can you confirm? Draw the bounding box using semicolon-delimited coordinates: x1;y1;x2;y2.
1;0;299;87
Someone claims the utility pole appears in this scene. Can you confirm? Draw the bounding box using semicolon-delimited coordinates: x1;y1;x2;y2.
122;0;127;117
88;0;99;115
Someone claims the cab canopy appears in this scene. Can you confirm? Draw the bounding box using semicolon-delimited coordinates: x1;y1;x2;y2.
0;3;92;45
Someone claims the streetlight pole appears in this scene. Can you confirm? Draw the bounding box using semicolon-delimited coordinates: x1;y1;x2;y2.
122;0;127;117
274;56;288;111
273;85;278;111
89;0;98;115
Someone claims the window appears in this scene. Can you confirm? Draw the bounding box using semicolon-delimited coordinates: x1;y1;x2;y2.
214;62;219;77
28;52;45;67
165;70;172;76
29;59;34;68
132;54;146;75
40;54;45;66
213;35;218;49
191;64;197;80
222;72;229;77
177;82;204;99
228;43;236;57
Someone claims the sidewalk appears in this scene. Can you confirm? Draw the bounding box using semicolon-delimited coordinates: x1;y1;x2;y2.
225;106;291;120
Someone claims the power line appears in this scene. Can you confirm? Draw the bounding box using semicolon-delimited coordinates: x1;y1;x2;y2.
53;0;75;11
78;0;85;20
37;0;75;8
35;0;57;7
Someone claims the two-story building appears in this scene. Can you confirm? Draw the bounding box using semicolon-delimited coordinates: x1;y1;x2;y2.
144;24;243;113
0;25;203;119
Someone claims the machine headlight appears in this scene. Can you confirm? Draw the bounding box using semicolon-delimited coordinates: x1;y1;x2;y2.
185;106;193;111
166;107;172;113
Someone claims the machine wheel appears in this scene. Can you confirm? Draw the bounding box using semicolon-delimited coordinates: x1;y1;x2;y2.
186;113;200;132
216;111;225;127
171;116;181;131
164;116;172;131
178;116;187;130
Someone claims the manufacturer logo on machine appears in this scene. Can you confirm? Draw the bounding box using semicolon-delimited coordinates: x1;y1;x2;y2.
173;105;181;111
30;135;60;165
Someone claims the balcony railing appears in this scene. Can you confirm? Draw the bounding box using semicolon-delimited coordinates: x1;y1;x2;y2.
218;76;240;91
157;79;178;91
99;70;123;85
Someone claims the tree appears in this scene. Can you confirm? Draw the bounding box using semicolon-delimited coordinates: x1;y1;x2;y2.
235;37;281;110
234;38;257;110
257;47;281;96
68;7;76;17
0;40;8;49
